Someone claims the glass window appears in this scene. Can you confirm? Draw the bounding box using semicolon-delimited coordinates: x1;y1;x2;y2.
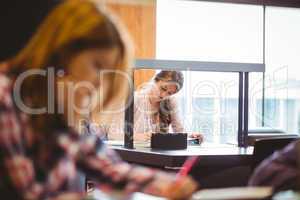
156;0;263;63
176;71;239;144
156;0;263;143
265;7;300;133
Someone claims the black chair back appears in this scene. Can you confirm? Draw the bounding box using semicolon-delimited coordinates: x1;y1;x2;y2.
252;137;299;170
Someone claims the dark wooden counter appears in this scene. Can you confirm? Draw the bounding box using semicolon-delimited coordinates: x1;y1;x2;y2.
107;142;254;188
108;142;253;168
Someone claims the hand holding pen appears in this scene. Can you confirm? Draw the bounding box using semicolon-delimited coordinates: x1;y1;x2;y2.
164;156;199;200
141;156;199;199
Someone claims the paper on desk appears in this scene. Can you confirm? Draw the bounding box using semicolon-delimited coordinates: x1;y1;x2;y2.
131;192;166;200
104;140;124;146
104;140;150;148
191;187;272;200
91;189;165;200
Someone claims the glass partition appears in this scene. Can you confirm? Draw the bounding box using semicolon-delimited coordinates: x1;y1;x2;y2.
123;60;265;148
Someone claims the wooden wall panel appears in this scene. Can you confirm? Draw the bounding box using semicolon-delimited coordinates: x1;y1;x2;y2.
106;2;156;89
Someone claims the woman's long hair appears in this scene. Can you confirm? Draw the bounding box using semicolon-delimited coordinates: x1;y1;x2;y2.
7;0;133;134
154;71;183;133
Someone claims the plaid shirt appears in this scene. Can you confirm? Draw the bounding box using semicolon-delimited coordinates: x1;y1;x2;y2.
0;74;156;199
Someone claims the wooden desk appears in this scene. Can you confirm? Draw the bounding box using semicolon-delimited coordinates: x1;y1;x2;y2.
108;142;254;188
109;142;253;168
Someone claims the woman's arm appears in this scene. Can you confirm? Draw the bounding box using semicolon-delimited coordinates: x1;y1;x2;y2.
59;133;197;198
133;91;154;141
0;76;45;199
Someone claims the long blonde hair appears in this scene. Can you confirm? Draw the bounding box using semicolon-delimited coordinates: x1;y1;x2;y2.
8;0;133;132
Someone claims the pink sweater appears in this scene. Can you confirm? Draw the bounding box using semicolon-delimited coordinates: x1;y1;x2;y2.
134;84;184;134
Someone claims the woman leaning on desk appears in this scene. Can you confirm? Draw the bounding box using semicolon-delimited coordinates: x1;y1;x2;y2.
0;0;197;199
133;70;204;143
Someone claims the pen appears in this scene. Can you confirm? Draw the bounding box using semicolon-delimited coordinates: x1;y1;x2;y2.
175;156;199;183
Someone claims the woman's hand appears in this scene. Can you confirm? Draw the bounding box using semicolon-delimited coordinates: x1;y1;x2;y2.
134;132;152;142
143;171;198;200
165;175;198;200
189;133;204;144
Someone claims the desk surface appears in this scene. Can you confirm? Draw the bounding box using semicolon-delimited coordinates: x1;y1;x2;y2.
91;190;165;200
107;142;253;168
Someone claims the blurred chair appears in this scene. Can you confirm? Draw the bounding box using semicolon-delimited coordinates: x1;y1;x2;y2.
252;137;299;171
247;127;294;146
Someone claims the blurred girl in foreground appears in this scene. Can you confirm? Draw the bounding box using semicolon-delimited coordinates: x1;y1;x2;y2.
0;0;197;199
